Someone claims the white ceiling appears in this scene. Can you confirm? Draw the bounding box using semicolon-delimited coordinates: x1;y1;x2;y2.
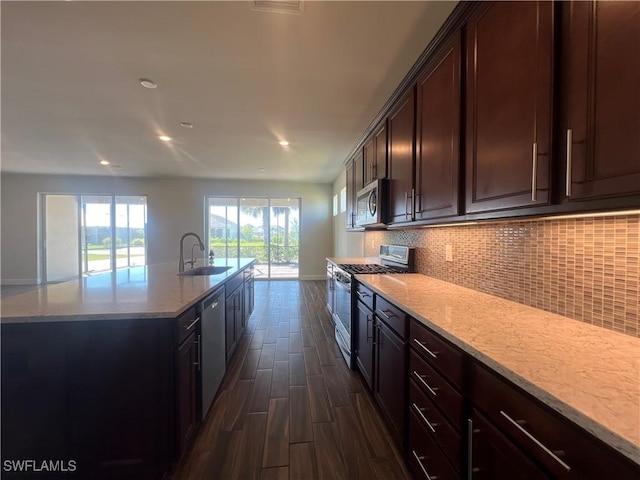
1;1;457;183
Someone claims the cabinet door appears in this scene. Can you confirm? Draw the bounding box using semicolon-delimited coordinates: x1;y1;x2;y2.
388;89;416;224
364;135;375;186
562;1;640;201
345;159;356;228
466;1;553;213
374;318;406;446
225;295;236;363
176;332;198;458
354;147;365;192
374;121;388;180
415;32;461;220
355;301;374;390
470;411;550;480
235;288;244;339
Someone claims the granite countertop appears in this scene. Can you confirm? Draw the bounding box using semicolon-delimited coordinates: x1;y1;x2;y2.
0;258;256;324
356;273;640;465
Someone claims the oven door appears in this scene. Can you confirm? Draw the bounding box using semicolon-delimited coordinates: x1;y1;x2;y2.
333;271;353;367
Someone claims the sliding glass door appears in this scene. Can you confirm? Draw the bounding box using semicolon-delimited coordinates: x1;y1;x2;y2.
42;194;147;282
206;197;300;279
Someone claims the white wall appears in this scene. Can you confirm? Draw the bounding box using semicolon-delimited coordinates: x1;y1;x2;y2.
0;173;332;283
332;170;363;258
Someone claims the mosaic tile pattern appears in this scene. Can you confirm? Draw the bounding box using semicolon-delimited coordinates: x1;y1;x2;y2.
364;214;640;337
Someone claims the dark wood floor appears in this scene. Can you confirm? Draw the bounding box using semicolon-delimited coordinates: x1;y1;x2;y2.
174;280;412;480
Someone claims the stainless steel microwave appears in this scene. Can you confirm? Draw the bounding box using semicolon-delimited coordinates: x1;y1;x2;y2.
356;179;388;227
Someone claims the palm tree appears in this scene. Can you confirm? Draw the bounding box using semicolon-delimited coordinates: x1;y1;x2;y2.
272;206;290;247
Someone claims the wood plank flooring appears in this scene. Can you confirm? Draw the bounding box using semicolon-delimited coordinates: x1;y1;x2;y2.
174;280;411;480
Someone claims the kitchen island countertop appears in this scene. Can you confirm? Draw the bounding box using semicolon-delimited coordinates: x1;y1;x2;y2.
0;258;255;324
356;273;640;465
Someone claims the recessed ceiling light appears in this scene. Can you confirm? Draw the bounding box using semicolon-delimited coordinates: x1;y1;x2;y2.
259;168;266;172
180;122;194;129
139;78;157;89
279;140;289;146
99;160;110;166
158;135;172;142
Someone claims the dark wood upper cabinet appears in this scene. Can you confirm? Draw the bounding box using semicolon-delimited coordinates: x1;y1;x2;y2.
387;89;416;224
345;150;362;229
561;0;640;202
364;121;388;186
465;1;554;214
415;32;462;221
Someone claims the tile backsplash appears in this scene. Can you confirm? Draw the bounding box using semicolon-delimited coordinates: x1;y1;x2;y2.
364;214;640;337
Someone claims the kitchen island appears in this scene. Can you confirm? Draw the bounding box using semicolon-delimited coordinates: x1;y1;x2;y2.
1;258;255;480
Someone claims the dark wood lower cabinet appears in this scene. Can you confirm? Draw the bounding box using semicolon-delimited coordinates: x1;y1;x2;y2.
470;410;550;480
1;320;174;480
351;287;640;480
176;331;198;459
374;317;406;447
408;409;459;480
354;300;374;390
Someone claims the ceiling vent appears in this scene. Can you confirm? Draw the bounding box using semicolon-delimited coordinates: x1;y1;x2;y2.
252;1;304;15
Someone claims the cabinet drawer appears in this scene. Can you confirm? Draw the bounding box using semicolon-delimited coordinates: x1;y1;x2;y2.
473;362;640;479
176;307;199;344
355;282;374;311
410;379;461;471
410;319;464;388
375;295;407;338
410;349;463;430
409;409;458;480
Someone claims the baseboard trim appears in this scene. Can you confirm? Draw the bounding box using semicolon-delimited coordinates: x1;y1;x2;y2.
300;275;325;281
1;279;40;286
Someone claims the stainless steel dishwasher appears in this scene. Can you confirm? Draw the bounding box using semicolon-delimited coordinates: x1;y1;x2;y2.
200;287;226;419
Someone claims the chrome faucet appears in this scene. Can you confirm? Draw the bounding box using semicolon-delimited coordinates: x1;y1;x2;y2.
179;232;205;273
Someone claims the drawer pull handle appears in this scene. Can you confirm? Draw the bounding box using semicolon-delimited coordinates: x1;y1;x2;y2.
413;338;438;359
357;290;370;298
499;410;571;472
379;309;394;319
412;450;438;480
210;300;219;309
194;334;201;371
413;370;437;397
412;402;436;433
184;317;200;330
467;419;473;480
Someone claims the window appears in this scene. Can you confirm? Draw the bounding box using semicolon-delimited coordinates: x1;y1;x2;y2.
206;197;300;279
41;194;147;282
333;194;338;216
340;188;346;213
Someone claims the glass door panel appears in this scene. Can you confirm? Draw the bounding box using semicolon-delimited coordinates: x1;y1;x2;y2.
239;198;269;279
81;195;113;275
115;196;147;269
207;198;239;259
270;198;299;278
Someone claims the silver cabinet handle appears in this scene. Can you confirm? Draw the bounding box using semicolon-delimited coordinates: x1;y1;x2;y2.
412;402;436;433
413;338;437;359
356;290;370;299
185;316;200;330
210;300;219;310
366;315;372;341
411;188;415;217
379;309;393;319
499;410;571;472
413;370;437;397
531;142;538;202
404;191;409;220
194;334;201;371
566;129;573;197
468;418;473;480
412;450;438;480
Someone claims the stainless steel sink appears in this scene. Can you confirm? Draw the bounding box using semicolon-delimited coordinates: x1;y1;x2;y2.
178;266;232;276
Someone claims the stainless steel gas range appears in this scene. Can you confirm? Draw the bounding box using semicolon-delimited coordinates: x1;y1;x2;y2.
329;245;415;368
